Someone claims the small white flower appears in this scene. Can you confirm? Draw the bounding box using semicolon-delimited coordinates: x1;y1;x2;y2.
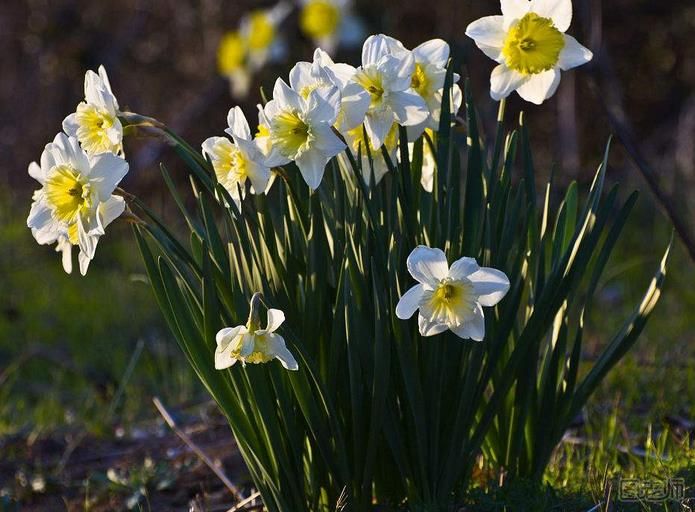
215;307;298;370
290;48;370;133
27;133;128;275
407;39;463;133
63;66;123;156
349;34;429;150
217;31;252;98
202;106;272;208
465;0;593;105
396;246;510;340
241;2;292;71
263;78;346;190
298;0;365;55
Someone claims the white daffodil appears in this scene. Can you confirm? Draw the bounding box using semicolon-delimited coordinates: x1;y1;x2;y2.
263;78;346;190
217;31;252;98
299;0;365;55
290;48;370;133
465;0;593;105
202;106;272;208
407;128;437;192
214;298;298;370
241;2;292;71
63;66;123;156
407;39;463;133
27;133;128;275
254;104;273;157
349;34;429;150
396;246;510;340
343;122;399;186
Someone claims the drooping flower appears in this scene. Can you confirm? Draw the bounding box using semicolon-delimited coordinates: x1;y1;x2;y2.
262;78;346;190
63;66;123;156
298;0;364;55
396;246;510;340
217;30;252;98
27;133;128;275
465;0;593;105
343;122;399;185
214;297;298;370
289;48;370;133
408;128;437;192
202;106;272;209
407;39;463;132
241;2;292;71
348;34;429;150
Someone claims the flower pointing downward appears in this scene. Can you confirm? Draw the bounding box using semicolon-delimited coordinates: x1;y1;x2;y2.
215;294;298;370
396;246;510;340
465;0;593;105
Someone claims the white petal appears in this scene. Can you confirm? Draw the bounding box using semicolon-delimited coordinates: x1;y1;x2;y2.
448;257;480;280
501;0;531;28
465;15;507;62
362;34;391;66
389;89;429;127
272;78;304;112
337;83;370;131
312;124;346;158
490;65;529;101
289;61;314;92
62;112;80;139
216;325;246;347
468;267;510;306
451;304;486;341
245;160;271;194
558;34;593;70
98;196;126;228
78;249;93;276
418;314;448;336
327;62;357;90
28;161;44;184
407;245;449;286
413;39;450;67
56;239;73;275
226;106;252;140
77;216;98;260
396;284;425;319
268;334;298;370
380;53;415;91
295;149;329;190
265;308;285;332
27;198;56;238
515;68;561;104
307;86;341;124
531;0;572;32
88;153;129;202
364;109;394;150
263;146;291;168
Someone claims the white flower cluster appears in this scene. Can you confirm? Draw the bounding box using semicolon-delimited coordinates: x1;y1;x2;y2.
206;34;462;199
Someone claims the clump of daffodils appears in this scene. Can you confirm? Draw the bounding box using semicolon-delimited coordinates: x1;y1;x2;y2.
466;0;592;104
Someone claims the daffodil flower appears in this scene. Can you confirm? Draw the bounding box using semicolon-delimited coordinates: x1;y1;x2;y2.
465;0;593;105
214;297;298;370
202;107;272;209
63;66;123;156
241;2;292;71
407;39;463;133
349;34;429;150
290;48;370;133
262;78;346;190
27;133;128;275
408;128;437;192
299;0;364;55
217;30;252;98
396;246;510;340
343;122;399;185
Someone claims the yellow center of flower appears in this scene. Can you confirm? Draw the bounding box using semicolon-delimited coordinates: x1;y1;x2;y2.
217;145;249;192
425;279;476;325
411;63;429;97
501;12;565;75
300;0;341;39
44;165;92;224
217;31;246;74
256;123;270;139
271;111;311;158
347;123;398;154
244;334;275;364
75;103;117;155
247;12;275;50
355;70;385;106
67;223;79;245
